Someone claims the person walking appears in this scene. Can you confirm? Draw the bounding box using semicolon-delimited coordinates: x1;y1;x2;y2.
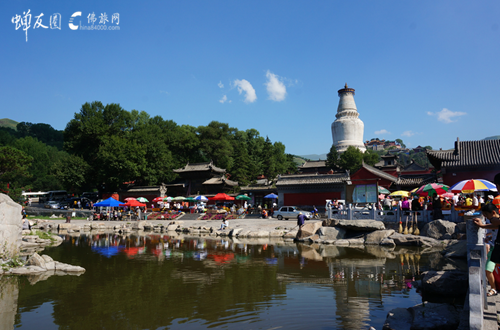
297;212;306;228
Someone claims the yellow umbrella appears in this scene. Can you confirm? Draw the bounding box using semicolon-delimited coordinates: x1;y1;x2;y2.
410;187;418;194
389;190;410;197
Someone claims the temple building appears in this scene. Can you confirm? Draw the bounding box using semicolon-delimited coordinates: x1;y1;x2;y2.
331;84;366;153
172;161;238;196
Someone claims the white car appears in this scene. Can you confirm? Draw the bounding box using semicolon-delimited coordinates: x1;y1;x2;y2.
274;206;312;220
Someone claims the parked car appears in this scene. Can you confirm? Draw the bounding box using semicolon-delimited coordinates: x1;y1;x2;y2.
273;206;312;220
44;201;60;209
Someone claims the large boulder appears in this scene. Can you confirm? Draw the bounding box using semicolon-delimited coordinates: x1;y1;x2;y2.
365;229;395;245
421;220;457;240
0;194;22;258
421;270;468;297
317;227;346;240
390;233;441;247
336;219;385;232
26;253;46;269
296;221;323;240
383;303;461;330
441;240;467;259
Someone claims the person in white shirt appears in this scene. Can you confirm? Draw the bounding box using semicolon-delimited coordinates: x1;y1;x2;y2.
473;195;479;207
452;194;459;206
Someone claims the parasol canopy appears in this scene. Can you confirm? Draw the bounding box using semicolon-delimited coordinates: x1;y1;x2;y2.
264;193;278;199
172;196;185;201
194;195;208;202
184;197;196;202
210;193;235;201
124;197;136;202
119;199;146;207
153;197;165;202
378;186;391;194
414;183;449;196
389;190;410;197
136;197;149;203
235;195;251;201
450;179;496;194
94;197;124;207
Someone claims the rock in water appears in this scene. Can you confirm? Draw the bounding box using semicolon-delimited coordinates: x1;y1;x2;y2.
384;303;461;330
421;220;457;240
296;222;322;239
336;219;385;231
365;229;395;245
0;193;22;258
421;270;468;297
317;227;346;240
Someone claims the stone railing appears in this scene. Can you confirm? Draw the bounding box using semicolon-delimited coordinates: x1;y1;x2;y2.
466;214;488;330
328;204;465;224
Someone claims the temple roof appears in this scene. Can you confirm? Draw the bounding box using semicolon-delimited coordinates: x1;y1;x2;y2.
173;161;225;173
395;174;436;187
359;163;398;182
276;173;350;186
427;140;500;169
202;176;238;186
298;160;327;169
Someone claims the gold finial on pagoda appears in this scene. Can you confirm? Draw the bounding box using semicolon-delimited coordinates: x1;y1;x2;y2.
345;83;348;88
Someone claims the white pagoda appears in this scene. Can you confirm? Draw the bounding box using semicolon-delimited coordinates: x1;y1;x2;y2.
331;83;366;153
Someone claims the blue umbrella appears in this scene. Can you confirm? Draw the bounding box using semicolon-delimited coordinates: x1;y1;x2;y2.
264;193;278;199
94;197;124;207
194;195;208;202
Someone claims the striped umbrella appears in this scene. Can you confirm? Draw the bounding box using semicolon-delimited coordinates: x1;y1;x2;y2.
136;197;149;202
153;197;165;202
415;183;449;196
450;179;496;193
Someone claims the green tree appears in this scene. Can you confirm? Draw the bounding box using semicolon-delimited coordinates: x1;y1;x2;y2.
337;146;364;174
363;149;380;166
197;121;235;170
326;144;339;170
53;154;92;193
395;138;406;149
0;146;33;201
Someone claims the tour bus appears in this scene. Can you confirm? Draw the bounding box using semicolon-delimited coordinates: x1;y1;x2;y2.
21;191;48;204
39;190;68;203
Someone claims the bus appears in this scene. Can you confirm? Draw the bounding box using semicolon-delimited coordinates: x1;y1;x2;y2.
39;190;68;203
21;191;48;204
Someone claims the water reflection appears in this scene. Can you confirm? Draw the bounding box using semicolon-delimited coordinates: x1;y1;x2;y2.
8;233;463;329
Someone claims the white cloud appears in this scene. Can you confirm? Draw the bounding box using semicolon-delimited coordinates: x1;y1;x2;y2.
427;108;466;123
233;79;257;103
218;81;224;89
375;129;390;135
402;130;415;137
265;70;287;102
219;95;228;104
160;90;169;95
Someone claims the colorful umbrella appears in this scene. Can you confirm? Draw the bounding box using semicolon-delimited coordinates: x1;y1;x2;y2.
172;196;185;201
415;183;449;196
441;192;455;199
94;197;124;207
264;193;278;199
378;194;386;200
194;195;208;202
185;197;196;202
210;193;235;201
235;195;251;201
119;200;146;207
389;190;410;197
378;186;391;194
450;179;496;194
153;197;165;202
124;197;136;201
136;197;149;202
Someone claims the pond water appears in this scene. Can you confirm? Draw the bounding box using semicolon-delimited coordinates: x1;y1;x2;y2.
3;233;463;330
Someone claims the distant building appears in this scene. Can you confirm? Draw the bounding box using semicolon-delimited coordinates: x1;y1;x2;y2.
298;160;331;174
172;161;238;195
426;139;500;186
276;172;349;209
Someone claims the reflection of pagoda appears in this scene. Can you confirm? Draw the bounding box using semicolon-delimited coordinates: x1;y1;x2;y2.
331;84;366;153
173;160;238;195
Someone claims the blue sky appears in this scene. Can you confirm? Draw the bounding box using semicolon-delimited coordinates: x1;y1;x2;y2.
1;1;499;156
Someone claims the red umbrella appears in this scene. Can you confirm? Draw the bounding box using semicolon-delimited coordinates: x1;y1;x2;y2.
153;197;165;202
209;193;235;201
120;200;146;207
124;197;136;201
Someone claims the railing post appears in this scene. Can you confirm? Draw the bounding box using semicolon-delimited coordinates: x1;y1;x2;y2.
466;215;486;330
